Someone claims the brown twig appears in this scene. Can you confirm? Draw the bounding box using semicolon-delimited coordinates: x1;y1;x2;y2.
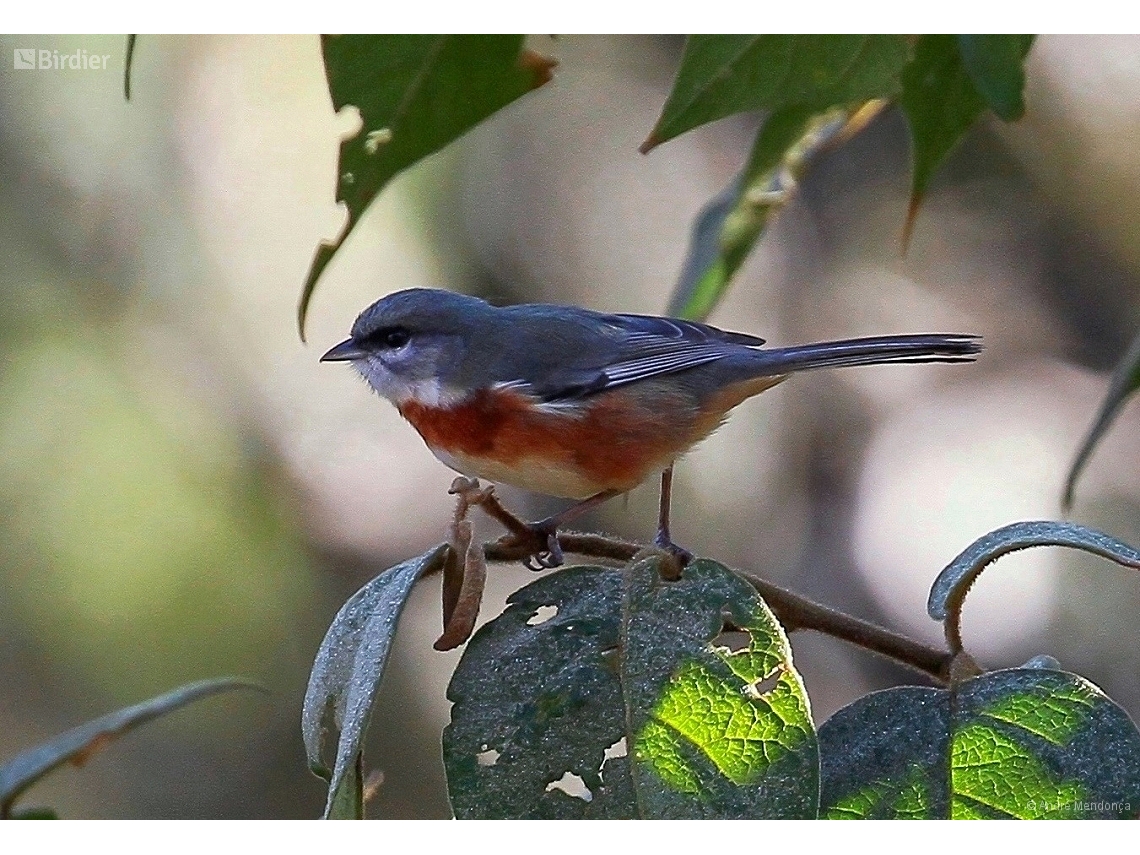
443;479;953;682
741;575;953;683
483;531;641;565
464;481;532;538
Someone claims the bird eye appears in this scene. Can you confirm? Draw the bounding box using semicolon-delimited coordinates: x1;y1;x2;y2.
383;328;410;349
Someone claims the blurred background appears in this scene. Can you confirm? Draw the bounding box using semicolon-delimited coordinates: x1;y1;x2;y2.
2;34;1140;818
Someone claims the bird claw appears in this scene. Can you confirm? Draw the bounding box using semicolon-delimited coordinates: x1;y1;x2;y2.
520;523;564;570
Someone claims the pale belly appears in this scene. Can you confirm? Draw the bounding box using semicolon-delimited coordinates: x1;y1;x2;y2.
427;445;611;499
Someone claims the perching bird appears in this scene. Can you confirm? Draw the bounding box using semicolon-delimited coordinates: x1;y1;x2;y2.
322;288;980;567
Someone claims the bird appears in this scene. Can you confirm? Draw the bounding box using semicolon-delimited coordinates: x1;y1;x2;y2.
322;288;980;569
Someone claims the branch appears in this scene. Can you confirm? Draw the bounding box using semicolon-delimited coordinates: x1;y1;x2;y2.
452;478;953;682
742;575;952;683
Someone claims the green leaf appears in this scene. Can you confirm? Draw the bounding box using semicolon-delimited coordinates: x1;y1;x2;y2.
443;557;818;818
821;669;1140;819
0;678;260;818
899;35;988;212
1064;328;1140;509
957;35;1036;121
644;35;909;152
298;35;554;339
900;35;1034;217
302;544;448;819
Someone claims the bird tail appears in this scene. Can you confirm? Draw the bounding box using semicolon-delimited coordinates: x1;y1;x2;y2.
753;334;982;374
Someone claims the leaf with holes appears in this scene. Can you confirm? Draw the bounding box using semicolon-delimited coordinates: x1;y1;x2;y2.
643;35;908;152
0;678;260;819
443;557;817;818
298;35;554;338
302;543;448;819
1064;328;1140;509
820;668;1140;819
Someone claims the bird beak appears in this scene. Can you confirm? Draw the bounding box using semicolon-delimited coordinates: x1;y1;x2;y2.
320;338;369;362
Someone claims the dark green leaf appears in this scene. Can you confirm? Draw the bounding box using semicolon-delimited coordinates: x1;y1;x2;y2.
900;34;1034;220
957;35;1035;121
900;35;988;213
326;753;364;821
0;678;260;818
443;557;817;818
644;35;908;152
820;669;1140;819
820;687;949;818
302;544;448;819
298;35;554;339
1064;328;1140;509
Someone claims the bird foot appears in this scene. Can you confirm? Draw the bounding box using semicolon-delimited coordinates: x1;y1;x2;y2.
653;530;693;580
518;518;564;571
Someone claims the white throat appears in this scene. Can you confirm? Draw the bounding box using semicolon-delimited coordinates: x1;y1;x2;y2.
353;357;469;409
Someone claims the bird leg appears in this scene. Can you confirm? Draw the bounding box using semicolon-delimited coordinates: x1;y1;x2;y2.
654;464;693;573
521;488;621;570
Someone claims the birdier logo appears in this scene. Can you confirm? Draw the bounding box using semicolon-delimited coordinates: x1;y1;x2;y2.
13;47;111;70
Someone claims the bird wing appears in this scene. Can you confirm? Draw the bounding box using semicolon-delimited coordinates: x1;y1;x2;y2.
516;312;765;402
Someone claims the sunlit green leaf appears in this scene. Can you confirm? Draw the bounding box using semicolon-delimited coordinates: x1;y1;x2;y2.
0;678;260;819
1064;328;1140;509
443;557;817;818
301;544;448;819
298;35;554;338
821;687;948;819
645;35;908;151
821;669;1140;819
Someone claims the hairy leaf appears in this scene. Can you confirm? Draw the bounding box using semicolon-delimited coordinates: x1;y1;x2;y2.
443;558;817;818
302;544;448;818
927;521;1140;651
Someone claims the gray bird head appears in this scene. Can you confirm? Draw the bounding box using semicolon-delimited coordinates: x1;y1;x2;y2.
321;288;494;408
